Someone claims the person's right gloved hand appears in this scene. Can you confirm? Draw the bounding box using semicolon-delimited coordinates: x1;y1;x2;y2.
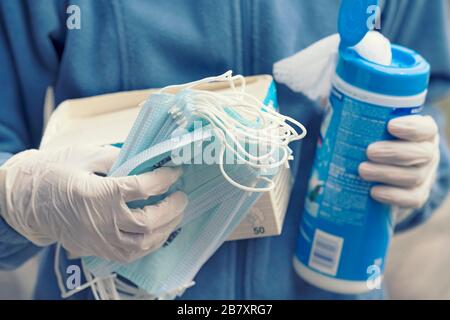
0;145;188;263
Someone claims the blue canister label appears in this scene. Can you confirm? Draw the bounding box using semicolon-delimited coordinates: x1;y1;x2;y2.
295;85;422;283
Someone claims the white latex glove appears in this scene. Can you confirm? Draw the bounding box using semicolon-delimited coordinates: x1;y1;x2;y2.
359;115;439;212
0;145;188;263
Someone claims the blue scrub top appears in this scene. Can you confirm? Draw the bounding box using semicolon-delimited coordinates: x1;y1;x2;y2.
0;0;450;300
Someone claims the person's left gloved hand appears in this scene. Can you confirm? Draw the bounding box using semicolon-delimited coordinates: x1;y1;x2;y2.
359;115;439;212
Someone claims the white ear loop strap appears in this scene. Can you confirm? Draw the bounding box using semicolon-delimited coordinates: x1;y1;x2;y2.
220;89;308;141
192;92;290;146
176;92;285;167
193;89;306;142
158;70;244;94
54;244;117;300
190;91;299;166
192;109;290;170
214;129;276;192
163;71;306;192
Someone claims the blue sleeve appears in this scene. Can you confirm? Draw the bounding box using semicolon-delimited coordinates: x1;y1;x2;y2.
0;153;42;270
381;0;450;231
0;1;64;269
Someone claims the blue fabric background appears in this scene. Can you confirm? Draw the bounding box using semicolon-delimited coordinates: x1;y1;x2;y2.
0;0;449;299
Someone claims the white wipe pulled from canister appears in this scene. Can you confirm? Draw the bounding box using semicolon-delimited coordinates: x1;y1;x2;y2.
353;31;392;66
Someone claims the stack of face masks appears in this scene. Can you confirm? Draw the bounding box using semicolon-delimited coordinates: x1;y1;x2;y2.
73;71;305;300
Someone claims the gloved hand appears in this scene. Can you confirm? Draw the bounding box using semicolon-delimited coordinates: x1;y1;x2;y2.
359;115;439;212
0;145;188;263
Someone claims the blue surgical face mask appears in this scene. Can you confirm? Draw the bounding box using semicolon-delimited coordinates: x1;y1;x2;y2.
80;71;306;299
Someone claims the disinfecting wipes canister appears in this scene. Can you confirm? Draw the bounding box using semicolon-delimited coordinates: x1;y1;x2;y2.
293;0;430;294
